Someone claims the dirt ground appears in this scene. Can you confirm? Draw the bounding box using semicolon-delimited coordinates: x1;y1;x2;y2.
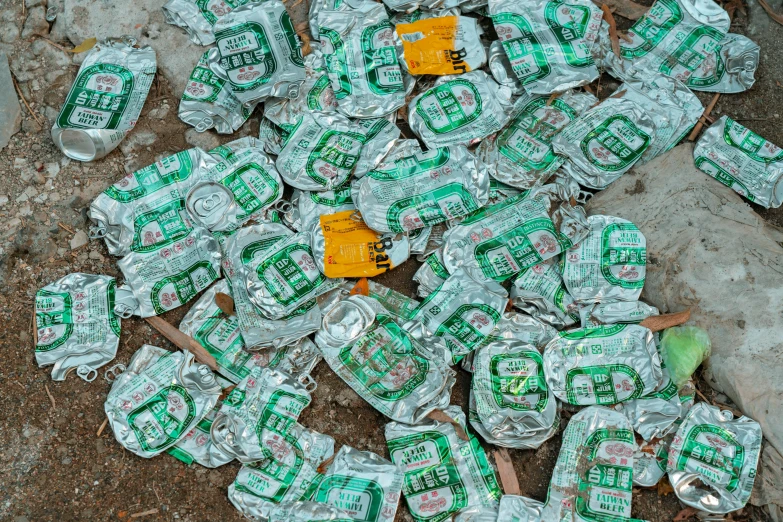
0;0;780;520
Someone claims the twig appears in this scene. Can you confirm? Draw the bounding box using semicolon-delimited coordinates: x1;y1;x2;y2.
152;482;162;503
289;0;304;7
427;410;469;441
694;387;711;404
688;93;720;141
97;418;108;437
130;509;159;519
12;76;44;127
58;222;75;234
29;35;69;52
594;0;649;19
494;448;521;496
758;0;783;25
600;4;621;58
12;380;25;391
145;316;218;371
546;92;562;106
44;384;56;410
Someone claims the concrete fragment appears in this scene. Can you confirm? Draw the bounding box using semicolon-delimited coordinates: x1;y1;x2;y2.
0;54;21;151
70;230;88;249
22;6;49;38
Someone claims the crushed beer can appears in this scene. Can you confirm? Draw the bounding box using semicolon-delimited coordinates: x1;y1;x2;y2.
268;502;353;522
210;366;315;463
562;215;647;304
245;230;340;319
353;142;490;234
616;367;683;441
287;187;355;232
186;148;283;232
687;33;759;93
633;436;670;487
610;0;730;84
35;273;121;382
315;294;456;424
222;223;322;349
311;210;410;277
167;403;235;468
614;74;703;163
538;406;638;521
544;324;663;406
208;1;305;107
228;426;335;518
408;70;513;148
163;0;251;45
114;226;222;318
179;51;253;134
258;116;290;155
580;300;659;328
441;184;590;284
487;40;525;96
89;148;218;256
312;445;405;522
491;311;558;349
694;115;783;208
413;248;449;298
396;16;486;76
453;506;498;522
318;1;406;119
324;279;422;324
497;495;545;521
405;269;508;365
52;38;156;162
552;96;656;190
385;405;501;522
478;90;597;190
352;116;402;179
667;403;762;514
510;257;579;329
472;333;560;449
104;345;221;458
488;0;602;94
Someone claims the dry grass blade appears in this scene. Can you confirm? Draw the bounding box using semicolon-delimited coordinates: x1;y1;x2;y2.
595;0;649;19
638;309;691;332
600;5;622;58
758;0;783;25
44;384;56;409
11;76;43;127
97;418;108;437
130;509;158;519
494;448;521;495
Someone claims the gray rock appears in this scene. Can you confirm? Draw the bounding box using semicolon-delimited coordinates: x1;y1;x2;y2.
0;54;21;151
70;229;88;249
26;0;47;7
587;143;783;516
119;129;156;156
21;6;49;38
62;0;202;95
184;128;221;151
0;21;21;44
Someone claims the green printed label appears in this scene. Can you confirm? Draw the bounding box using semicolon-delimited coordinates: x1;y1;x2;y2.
280;11;305;68
131;198;193;253
723;118;783;163
434;304;501;355
600;222;646;289
694;156;754;201
490;351;548;412
677;424;744;491
361;21;404;96
305;130;363;186
566;364;645;405
128;384;197;452
580;115;650;171
661;26;725;75
34;289;73;352
57;64;135;130
493;12;551;85
151;261;219;314
183;61;225;103
215;22;277;91
415;80;483;135
192;315;253;381
386;183;481;233
217;162;281;220
106;151;194;203
195;0;247;26
310;187;353;207
544;0;595;67
321;28;352;100
257;243;325;307
576;428;635;521
369;148;450;181
315;476;384;522
622;0;683;59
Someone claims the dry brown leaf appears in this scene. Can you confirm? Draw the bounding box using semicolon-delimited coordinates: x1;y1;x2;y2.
638;309;691;332
350;278;370;296
215;292;235;316
673;506;699;521
657;477;674;496
600;4;622;58
594;0;649;19
427;410;469;440
67;37;97;54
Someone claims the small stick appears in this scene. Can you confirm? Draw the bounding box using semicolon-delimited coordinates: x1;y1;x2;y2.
130;509;158;519
494;448;521;496
12;76;43;127
29;35;69;52
44;384;56;410
97;418;108;437
600;4;621;58
317;454;336;474
58;222;75;234
688;93;720;141
427;410;469;441
145;316;218;371
639;309;691;332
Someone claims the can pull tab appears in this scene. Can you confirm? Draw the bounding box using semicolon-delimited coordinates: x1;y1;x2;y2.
298;373;318;393
76;365;98;382
88;225;107;239
575;190;593;205
286;83;301;100
104;363;127;383
195;118;214;133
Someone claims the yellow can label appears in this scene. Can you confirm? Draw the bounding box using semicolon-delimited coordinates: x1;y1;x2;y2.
398;17;474;76
320;211;399;278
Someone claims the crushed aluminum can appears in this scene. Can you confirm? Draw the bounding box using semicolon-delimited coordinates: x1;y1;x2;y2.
471;334;560;449
487;40;525;95
551;96;656;190
208;1;305;107
407;226;432;255
614;74;703;164
453;506;498;522
258;116;290;155
35;273;121;382
580;300;659;328
633;436;669;487
539;406;638;521
179;51;253;134
210;366;314;464
488;177;524;205
167;403;235;468
405;269;508;365
319;1;406;119
352;116;402;179
162;0;250;46
228;426;335;518
353;142;490;234
275;111;365;191
441;184;590;284
186;148;283;232
315;294;456;424
89;148;218;257
615;367;683;441
312;445;405;522
497;495;545;521
287;187;355;232
114;226;222;318
52;38;156;162
221;223;321;350
325;279;422;324
264;48;338;130
385;405;501;522
104;345;221;458
245;231;341;319
408;70;513;148
694;115;783;208
478;90;597;190
490;311;558;350
413;248;449;298
611;0;730;84
268;502;353;522
543;323;663;406
510;257;579;329
311;210;410;278
396;16;486;76
667;403;762;515
488;0;602;95
562;215;647;304
687;33;759;93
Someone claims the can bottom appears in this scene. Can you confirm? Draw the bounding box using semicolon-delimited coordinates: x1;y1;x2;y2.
57;129;98;162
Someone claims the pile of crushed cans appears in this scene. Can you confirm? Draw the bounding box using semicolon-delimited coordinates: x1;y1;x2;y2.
34;0;775;519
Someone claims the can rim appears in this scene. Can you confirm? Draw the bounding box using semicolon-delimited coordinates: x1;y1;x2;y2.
57;129;98;162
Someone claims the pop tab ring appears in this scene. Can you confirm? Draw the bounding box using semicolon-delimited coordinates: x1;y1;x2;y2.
186;182;235;229
76;365;98;382
298;373;318;393
104;363;127;383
